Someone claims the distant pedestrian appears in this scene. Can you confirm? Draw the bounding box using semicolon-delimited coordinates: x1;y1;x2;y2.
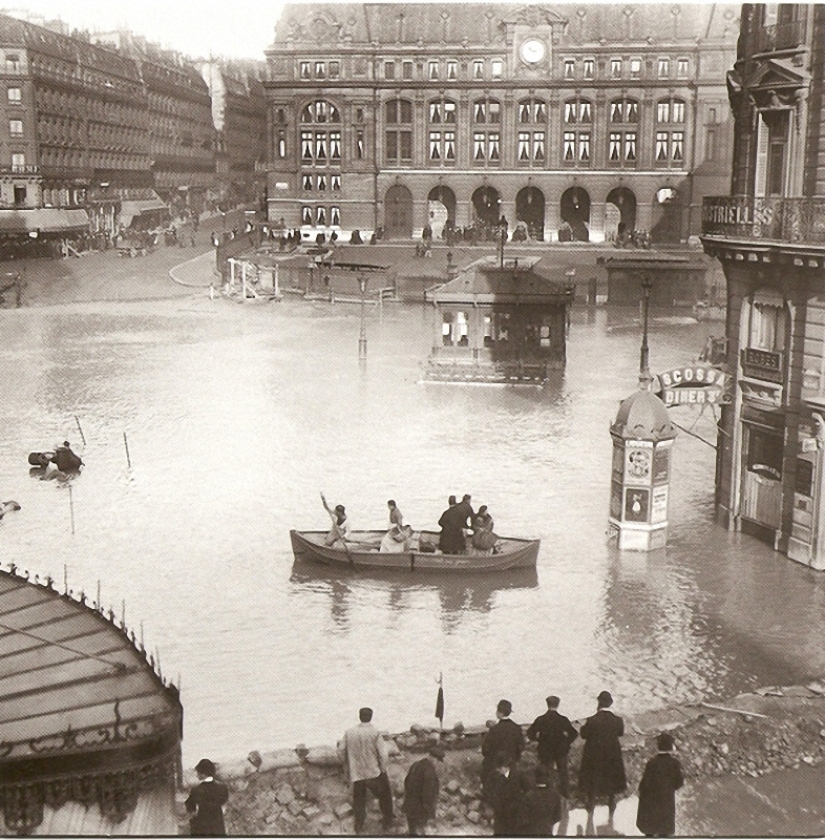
185;758;228;836
636;732;684;837
578;690;626;820
486;750;530;836
338;707;394;834
523;764;562;836
526;695;578;797
481;699;525;790
403;744;444;836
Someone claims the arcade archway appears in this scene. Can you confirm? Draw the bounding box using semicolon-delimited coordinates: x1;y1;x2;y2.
516;186;545;241
559;187;590;241
606;187;637;237
384;184;413;239
472;186;501;234
428;185;456;237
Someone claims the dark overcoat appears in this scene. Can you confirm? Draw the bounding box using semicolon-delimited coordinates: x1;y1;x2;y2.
438;505;466;553
523;784;562;836
403;757;440;823
486;767;530;836
635;752;684;837
578;709;627;797
526;709;578;763
481;719;526;778
186;779;229;836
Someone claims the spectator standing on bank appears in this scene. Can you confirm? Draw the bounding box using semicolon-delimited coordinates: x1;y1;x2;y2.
526;695;578;798
523;764;562;836
486;750;530;836
481;699;525;790
578;690;627;820
338;707;394;834
185;758;228;836
636;732;684;837
403;744;444;836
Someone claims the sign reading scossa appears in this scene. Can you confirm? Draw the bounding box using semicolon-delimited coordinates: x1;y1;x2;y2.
655;364;730;407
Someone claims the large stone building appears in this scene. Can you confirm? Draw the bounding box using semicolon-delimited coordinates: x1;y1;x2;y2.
263;2;739;243
701;3;825;570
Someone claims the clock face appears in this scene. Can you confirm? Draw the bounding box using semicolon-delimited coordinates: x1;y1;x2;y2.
520;38;546;64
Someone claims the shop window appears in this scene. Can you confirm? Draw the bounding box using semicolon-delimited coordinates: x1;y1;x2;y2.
746;428;783;481
749;296;786;352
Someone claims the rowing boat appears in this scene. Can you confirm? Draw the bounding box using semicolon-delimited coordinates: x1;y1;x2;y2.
290;529;539;572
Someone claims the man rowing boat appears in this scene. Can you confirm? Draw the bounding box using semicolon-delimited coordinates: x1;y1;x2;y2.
321;492;351;548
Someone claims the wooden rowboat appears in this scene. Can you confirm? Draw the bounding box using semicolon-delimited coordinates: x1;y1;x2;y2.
290;529;539;572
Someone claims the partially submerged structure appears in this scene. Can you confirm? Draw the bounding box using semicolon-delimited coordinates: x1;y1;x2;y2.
0;566;183;835
424;256;574;384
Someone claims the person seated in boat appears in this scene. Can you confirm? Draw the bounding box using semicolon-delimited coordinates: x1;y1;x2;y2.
471;505;498;553
438;495;466;554
380;499;411;553
52;441;83;473
321;492;351;548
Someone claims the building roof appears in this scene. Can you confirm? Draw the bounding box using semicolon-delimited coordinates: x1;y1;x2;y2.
427;256;574;304
271;3;739;48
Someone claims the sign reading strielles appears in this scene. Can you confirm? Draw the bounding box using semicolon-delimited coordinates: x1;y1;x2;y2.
520;38;546;64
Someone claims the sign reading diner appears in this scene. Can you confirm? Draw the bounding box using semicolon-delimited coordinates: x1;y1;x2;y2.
655;364;729;407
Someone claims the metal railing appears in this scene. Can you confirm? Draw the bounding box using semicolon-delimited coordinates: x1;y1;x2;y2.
702;196;825;245
754;20;805;53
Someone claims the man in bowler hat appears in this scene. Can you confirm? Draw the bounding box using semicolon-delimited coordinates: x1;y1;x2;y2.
185;758;229;836
578;690;627;820
526;695;578;798
636;732;684;837
481;699;525;792
403;744;445;835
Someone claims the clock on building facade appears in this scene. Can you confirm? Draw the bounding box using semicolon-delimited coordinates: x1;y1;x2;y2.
519;38;546;65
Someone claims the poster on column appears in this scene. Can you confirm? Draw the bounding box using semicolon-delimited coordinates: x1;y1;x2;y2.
624;488;649;522
651;485;669;524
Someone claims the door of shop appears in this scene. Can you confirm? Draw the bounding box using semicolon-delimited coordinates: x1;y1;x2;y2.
740;422;783;541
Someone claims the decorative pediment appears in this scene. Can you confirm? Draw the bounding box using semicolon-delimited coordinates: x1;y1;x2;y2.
743;58;808;93
287;12;344;44
511;5;569;27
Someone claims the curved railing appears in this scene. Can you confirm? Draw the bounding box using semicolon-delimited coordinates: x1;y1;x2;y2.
702;196;825;245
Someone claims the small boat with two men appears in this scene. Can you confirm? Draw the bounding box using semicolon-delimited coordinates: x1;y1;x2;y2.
290;493;540;573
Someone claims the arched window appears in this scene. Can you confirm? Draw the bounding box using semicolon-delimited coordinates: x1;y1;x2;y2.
518;97;547;124
385;98;413;164
656;97;686;124
563;97;592;126
609;97;639;123
300;99;341;124
473;98;501;124
428;97;457;125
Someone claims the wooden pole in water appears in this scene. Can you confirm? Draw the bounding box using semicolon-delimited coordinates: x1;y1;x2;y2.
74;415;87;447
64;564;68;594
68;485;75;535
121;599;126;627
123;432;131;468
96;580;101;610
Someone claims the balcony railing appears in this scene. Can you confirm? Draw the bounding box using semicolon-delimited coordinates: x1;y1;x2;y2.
754;20;805;53
702;196;825;245
0;164;40;175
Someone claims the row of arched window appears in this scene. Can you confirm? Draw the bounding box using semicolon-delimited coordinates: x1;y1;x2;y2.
298;97;687;127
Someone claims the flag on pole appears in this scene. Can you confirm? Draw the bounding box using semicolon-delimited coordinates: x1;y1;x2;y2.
435;672;444;729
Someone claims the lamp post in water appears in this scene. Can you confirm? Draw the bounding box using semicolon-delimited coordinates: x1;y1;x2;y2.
358;274;368;361
639;274;653;389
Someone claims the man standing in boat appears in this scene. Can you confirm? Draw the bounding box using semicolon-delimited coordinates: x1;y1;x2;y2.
438;495;466;554
321;492;351;548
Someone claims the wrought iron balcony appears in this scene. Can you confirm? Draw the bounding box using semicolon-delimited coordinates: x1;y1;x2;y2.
702;196;825;246
754;20;805;53
0;164;40;175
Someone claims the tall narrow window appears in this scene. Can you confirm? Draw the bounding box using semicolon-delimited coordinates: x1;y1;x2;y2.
403;61;413;80
533;132;545;161
658;57;670;78
300;61;311;79
384;61;396;79
563;131;575;161
676;58;689;77
656;131;668;161
629;58;641;78
9;119;23;136
611;58;622;78
329;61;340;79
583;58;595;79
518;131;530;161
429;61;439;80
473;59;484;79
277;131;286;158
564;58;575;79
447;60;457;80
7;87;21;104
491;59;503;78
385;98;412;165
315;62;325;79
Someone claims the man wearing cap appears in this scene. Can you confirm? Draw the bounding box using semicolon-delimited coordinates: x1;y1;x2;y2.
185;758;229;836
481;699;525;791
578;690;627;820
403;744;444;836
635;732;684;837
338;707;394;834
526;695;578;798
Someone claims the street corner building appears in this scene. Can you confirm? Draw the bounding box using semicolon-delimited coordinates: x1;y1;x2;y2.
263;2;739;245
0;566;183;835
700;4;825;570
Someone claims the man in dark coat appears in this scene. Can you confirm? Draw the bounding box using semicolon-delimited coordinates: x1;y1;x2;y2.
636;732;684;837
486;751;530;836
526;695;578;798
523;764;562;836
403;744;444;835
455;493;475;530
185;758;229;836
438;495;466;554
578;690;627;818
481;699;525;790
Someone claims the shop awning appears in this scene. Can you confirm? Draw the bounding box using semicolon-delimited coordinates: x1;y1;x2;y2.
0;208;89;234
120;197;168;227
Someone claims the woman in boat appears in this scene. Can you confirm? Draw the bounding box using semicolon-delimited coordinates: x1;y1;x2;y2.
471;505;498;553
380;499;410;553
321;492;351;548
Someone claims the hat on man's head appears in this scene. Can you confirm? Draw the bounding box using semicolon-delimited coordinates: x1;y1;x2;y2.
428;745;446;761
656;732;674;752
597;690;613;707
496;699;512;716
195;758;216;777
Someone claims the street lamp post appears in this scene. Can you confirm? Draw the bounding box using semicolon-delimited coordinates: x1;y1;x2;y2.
358;275;368;361
639;274;653;389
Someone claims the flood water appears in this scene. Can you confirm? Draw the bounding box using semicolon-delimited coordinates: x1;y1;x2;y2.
1;296;824;766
